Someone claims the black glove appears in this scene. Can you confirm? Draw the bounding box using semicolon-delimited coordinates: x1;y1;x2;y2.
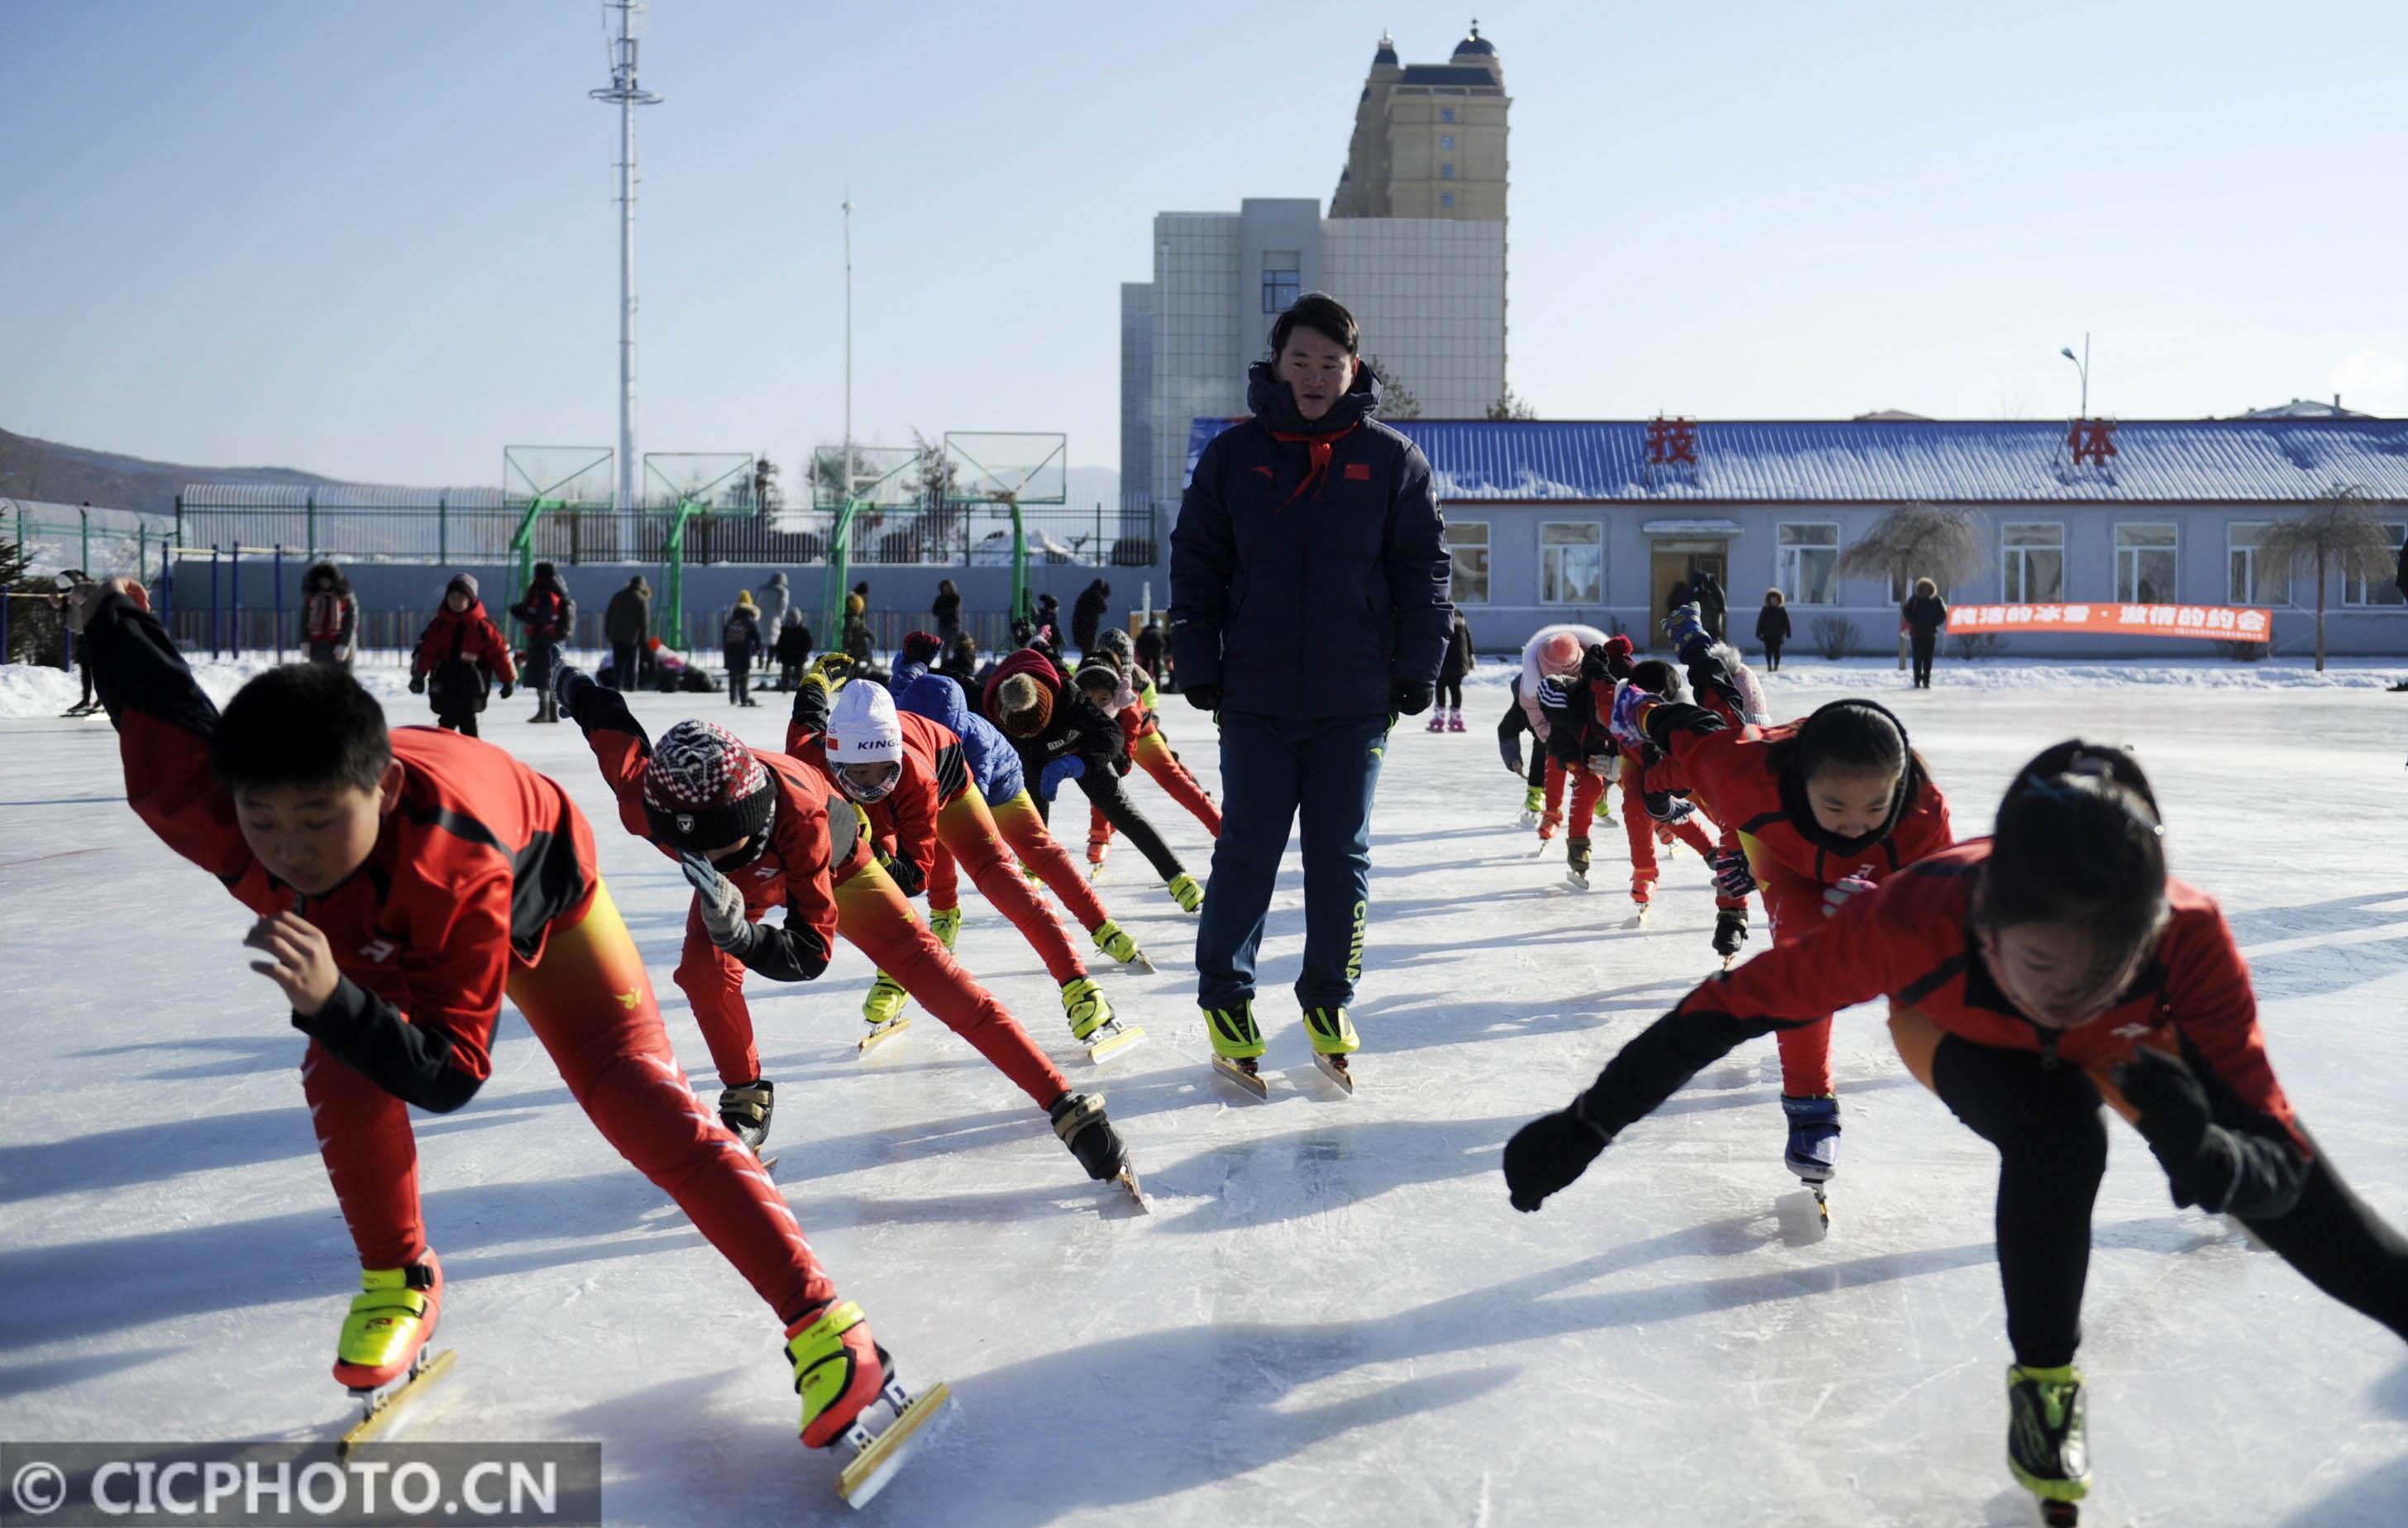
878;848;927;899
1185;683;1222;713
2114;1046;2306;1218
554;663;594;709
1391;680;1436;717
1708;848;1756;898
1641;700;1724;749
408;674;426;695
499;680;515;700
1501;744;1525;776
1503;1102;1611;1211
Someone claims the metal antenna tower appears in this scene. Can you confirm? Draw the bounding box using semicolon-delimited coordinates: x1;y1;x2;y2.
592;1;662;542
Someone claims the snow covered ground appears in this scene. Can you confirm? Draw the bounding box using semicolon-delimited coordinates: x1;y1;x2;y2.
2;664;2403;1526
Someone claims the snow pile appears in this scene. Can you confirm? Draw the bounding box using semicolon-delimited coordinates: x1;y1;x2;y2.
0;659;423;719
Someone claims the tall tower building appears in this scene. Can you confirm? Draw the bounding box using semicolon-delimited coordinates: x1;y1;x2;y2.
1331;24;1510;221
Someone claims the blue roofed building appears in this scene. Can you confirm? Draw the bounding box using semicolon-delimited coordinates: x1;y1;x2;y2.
1181;414;2408;657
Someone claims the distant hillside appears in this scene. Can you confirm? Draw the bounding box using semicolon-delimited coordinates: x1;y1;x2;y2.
0;428;342;518
1064;466;1120;507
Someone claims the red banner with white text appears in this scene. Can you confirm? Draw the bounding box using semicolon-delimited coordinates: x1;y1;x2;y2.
1942;602;2272;641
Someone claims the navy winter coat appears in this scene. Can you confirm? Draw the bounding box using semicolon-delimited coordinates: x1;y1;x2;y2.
1169;361;1453;718
888;660;1026;805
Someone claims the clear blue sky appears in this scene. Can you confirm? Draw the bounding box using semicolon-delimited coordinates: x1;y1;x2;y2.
3;0;2401;489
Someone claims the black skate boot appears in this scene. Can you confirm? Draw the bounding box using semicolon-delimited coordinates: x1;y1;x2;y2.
1712;906;1750;970
1050;1091;1144;1207
1565;836;1592;891
719;1078;776;1155
2006;1363;2090;1522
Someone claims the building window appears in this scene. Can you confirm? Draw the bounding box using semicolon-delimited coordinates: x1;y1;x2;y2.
1440;134;1455;151
1440;164;1455;179
1446;521;1490;604
2115;523;2178;604
2002;523;2065;603
1440;193;1453;209
2345;521;2408;606
2227;523;2290;606
1540;523;1603;605
1441;107;1455;123
1259;251;1300;315
1777;523;1840;605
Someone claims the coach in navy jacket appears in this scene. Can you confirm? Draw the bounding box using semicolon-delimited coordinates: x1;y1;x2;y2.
1168;292;1454;1070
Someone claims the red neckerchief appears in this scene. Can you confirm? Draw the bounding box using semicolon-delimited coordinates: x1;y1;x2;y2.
1264;423;1359;509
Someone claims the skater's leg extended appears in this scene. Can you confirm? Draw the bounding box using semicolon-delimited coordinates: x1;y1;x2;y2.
674;905;764;1090
1293;713;1388;1019
992;790;1112;932
515;884;839;1326
303;1043;428;1272
1135;730;1221;835
1197;711;1305;1013
836;860;1070;1108
939;791;1086;985
1763;882;1837;1098
1567;765;1604;841
2232;1141;2408;1340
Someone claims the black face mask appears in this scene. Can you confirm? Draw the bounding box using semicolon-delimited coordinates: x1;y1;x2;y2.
714;824;773;870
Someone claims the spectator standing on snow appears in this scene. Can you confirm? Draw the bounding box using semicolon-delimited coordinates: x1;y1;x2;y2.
1756;588;1791;672
1431;608;1474;732
723;591;764;708
932;578;963;644
772;609;813;691
604;575;651;691
1692;571;1728;644
1073;579;1112;654
1903;577;1948;689
301;561;360;672
1169;290;1453;1091
755;572;791;643
509;561;575;723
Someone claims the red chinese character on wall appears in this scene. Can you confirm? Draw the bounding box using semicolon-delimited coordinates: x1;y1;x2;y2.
1648;416;1698;466
2066;418;2118;466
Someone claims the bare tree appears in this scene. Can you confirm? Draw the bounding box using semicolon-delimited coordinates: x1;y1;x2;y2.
1835;500;1985;669
1363;354;1421;420
2257;485;2399;671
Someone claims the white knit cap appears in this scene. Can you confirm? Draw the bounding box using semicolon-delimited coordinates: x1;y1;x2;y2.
826;680;904;766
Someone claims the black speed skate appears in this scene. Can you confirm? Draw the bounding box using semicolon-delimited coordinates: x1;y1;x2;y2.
1712;906;1750;972
1564;835;1592;891
720;1078;776;1155
1051;1091;1146;1210
2005;1363;2090;1522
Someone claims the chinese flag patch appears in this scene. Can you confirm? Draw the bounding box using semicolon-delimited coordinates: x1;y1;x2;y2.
1344;462;1371;480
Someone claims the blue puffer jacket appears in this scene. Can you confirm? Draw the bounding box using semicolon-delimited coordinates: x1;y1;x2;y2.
889;661;1026;805
1169;361;1454;718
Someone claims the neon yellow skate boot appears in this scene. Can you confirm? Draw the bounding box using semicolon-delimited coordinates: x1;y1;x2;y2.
786;1300;887;1449
334;1252;442;1389
1061;976;1115;1041
1091;919;1154;973
1204;1000;1268;1097
1302;1005;1360;1093
929;906;962;951
2005;1363;2090;1513
1166;872;1204;913
862;972;909;1028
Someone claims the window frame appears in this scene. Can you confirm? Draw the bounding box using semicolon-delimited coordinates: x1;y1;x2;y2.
1440;192;1453;209
1440;107;1455;123
2000;521;2066;604
2343;520;2408;608
2114;522;2180;604
1775;521;1842;606
1445;519;1491;605
1537;520;1604;606
1440;133;1455;151
1440;163;1455;180
2225;521;2291;607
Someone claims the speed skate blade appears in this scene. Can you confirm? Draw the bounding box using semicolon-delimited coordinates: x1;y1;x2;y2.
1211;1054;1271;1101
858;1017;914;1056
1114;1167;1151;1212
1125;953;1159;976
1310;1050;1356;1096
1086;1022;1148;1064
1528;838;1554;859
837;1380;953;1507
338;1348;455;1455
1718;953;1738;973
1564;871;1589;891
1623;906;1652;930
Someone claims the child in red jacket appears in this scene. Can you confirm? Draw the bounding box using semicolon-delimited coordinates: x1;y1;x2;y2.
408;574;516;738
65;579;911;1472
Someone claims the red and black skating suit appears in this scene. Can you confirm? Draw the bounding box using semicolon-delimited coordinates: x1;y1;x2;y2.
1544;674;1737;908
87;591;838;1326
982;648;1188;885
569;680;1070;1105
1090;689;1221;852
410;599;517;736
1563;839;2408;1366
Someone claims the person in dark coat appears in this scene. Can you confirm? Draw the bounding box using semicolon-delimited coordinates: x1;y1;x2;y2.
1168;291;1453;1083
1756;587;1791;672
603;575;651;691
932;578;963;644
1431;608;1474;732
723;591;765;708
1134;615;1172;690
940;633;979;689
1072;579;1112;654
772;609;813;691
1903;576;1949;688
509;561;576;722
1691;571;1728;643
301;561;360;672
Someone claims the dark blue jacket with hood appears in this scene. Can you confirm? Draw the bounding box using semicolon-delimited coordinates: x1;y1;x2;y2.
888;659;1026;805
1169;361;1454;718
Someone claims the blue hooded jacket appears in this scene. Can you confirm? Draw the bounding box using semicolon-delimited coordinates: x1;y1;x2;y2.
889;661;1025;805
1169;360;1454;718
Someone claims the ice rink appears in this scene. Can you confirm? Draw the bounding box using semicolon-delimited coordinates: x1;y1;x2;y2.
2;659;2403;1526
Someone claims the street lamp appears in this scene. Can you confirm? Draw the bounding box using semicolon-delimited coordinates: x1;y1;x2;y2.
2059;333;2090;418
